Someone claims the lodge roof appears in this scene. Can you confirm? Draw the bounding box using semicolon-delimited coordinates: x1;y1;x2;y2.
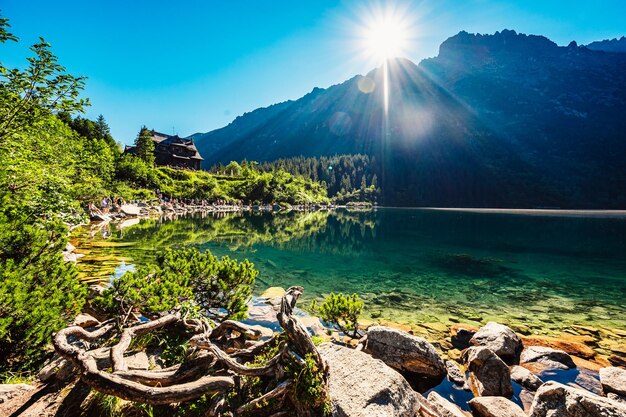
123;130;204;162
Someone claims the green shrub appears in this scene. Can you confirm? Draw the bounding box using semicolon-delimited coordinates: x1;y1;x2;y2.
0;209;86;371
96;247;257;321
316;292;364;338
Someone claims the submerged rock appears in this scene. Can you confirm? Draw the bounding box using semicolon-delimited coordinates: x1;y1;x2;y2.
365;326;446;379
529;381;626;416
469;396;527;417
470;322;523;363
463;347;513;398
600;367;626;397
318;343;420;417
521;334;596;359
510;365;544;391
521;346;576;369
426;392;468;417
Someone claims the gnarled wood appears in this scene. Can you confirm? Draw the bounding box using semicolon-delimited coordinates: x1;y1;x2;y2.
111;312;181;372
52;285;328;413
237;379;291;415
192;335;287;376
277;286;327;374
210;319;264;341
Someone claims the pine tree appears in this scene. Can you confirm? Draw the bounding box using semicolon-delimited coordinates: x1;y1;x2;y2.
134;126;155;166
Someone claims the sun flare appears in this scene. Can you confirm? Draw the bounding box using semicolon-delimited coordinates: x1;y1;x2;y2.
358;4;413;63
364;17;409;61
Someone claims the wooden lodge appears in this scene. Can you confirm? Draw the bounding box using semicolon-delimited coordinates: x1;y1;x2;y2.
125;130;204;170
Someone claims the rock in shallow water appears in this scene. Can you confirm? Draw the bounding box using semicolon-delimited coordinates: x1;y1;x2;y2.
318;343;420;417
426;391;468;417
365;326;446;379
469;396;527;417
521;346;576;370
600;366;626;397
463;346;513;398
510;365;544;391
529;381;626;417
445;360;466;387
470;322;523;363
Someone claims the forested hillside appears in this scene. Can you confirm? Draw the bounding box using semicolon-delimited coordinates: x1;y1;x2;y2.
258;154;380;203
194;30;626;208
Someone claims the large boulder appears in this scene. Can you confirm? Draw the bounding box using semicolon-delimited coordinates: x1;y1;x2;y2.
463;347;513;398
529;381;626;416
600;367;626;397
469;397;527;417
365;326;446;379
426;392;468;417
318;343;420;417
521;346;576;370
470;322;523;363
510;365;544;391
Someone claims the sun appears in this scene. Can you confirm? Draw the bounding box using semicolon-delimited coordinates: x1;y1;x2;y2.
364;17;409;61
358;5;413;63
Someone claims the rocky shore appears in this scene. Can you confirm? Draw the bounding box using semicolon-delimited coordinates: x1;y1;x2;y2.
1;285;625;417
87;201;342;224
249;289;626;416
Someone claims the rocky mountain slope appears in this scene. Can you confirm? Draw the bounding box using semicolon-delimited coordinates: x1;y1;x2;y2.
193;30;626;208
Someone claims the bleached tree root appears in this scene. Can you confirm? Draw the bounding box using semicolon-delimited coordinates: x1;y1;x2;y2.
52;286;328;413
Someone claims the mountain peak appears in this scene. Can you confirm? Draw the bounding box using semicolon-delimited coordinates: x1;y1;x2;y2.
586;36;626;53
438;29;558;58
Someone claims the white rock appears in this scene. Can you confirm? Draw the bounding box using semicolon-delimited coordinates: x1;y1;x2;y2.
318;343;420;417
529;381;626;417
469;396;527;417
365;326;446;379
600;367;626;397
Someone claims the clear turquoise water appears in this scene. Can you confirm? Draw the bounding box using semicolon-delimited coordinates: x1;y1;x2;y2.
74;208;626;343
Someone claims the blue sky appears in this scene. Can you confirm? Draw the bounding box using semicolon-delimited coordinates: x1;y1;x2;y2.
2;0;625;145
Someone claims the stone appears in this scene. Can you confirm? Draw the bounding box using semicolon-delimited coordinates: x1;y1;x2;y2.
510;364;544;391
519;389;536;414
365;326;446;379
426;392;467;417
463;347;513;398
450;324;478;350
469;396;527;417
521;335;596;359
0;384;35;404
608;355;626;368
260;286;286;299
600;367;626;397
607;393;626;405
72;313;100;328
470;322;523;363
529;381;626;416
599;340;626;356
126;351;150;370
318;343;420;417
521;346;576;370
445;360;466;387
